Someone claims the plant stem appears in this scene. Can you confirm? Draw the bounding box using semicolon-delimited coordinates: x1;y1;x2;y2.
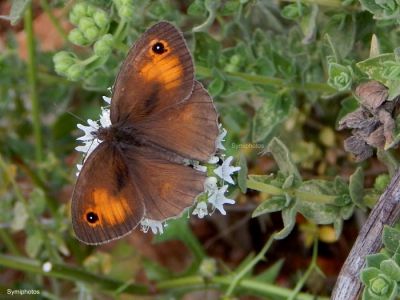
224;233;275;296
40;0;68;40
288;238;319;300
0;254;149;295
24;4;44;166
246;179;284;196
196;66;336;93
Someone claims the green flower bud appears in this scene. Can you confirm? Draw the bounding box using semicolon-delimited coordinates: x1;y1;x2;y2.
78;17;95;31
370;275;390;296
93;9;109;29
85;4;97;16
68;28;88;46
69;3;88;25
83;26;100;42
94;34;113;57
327;63;353;91
53;51;75;75
374;174;390;192
66;64;84;81
281;3;308;20
199;258;217;279
119;5;134;19
230;54;241;66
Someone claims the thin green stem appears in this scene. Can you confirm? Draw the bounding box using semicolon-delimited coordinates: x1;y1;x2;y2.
0;254;149;295
282;0;343;8
196;66;335;93
40;0;68;40
0;154;60;262
288;238;320;300
224;233;276;297
247;178;338;204
24;4;44;166
0;229;20;255
246;179;284;196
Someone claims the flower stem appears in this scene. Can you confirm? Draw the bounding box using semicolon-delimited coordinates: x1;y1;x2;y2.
24;4;43;166
224;233;275;297
40;0;68;41
288;238;320;299
196;66;335;93
246;179;284;196
0;254;149;295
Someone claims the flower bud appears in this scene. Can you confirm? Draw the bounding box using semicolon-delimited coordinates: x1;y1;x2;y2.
94;34;113;57
83;26;100;42
66;64;84;81
53;51;75;75
69;3;87;25
78;17;95;31
68;28;88;46
327;63;353;91
93;9;109;29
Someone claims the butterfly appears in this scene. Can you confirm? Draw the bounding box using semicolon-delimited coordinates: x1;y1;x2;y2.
71;21;219;245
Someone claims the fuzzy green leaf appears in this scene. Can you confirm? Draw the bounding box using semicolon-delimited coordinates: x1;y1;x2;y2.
380;259;400;281
367;253;391;268
275;203;297;239
238;153;248;193
267;137;301;184
382;226;400;254
252;195;288;217
349;167;365;209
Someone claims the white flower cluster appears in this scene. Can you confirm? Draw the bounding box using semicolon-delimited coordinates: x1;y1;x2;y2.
75;95;241;235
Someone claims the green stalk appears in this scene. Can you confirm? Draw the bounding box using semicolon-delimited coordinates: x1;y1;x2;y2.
0;254;148;295
24;4;43;166
288;238;320;300
246;179;284;196
196;66;335;93
224;233;275;297
40;0;68;40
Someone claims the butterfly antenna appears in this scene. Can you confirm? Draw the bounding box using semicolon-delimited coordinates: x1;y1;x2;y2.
66;110;87;124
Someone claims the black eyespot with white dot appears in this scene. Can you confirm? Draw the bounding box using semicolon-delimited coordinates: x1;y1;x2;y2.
152;42;167;54
86;212;99;224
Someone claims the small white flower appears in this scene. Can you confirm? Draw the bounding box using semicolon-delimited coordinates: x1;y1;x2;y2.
208;156;219;164
42;262;52;272
140;218;164;234
216;126;227;150
76;164;83;177
76;119;98;142
194;164;207;172
208;185;235;215
102;95;111;104
75;138;101;158
99;107;111;128
205;177;218;194
214;156;241;185
192;202;208;218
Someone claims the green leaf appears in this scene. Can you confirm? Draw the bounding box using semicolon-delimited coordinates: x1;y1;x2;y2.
367;253;391;268
0;0;30;25
356;53;395;85
238;153;248;193
383;226;400;254
253;258;284;283
275;203;297;239
349;167;365;209
324;13;356;58
25;230;43;258
360;267;381;286
267;137;302;184
380;259;400;281
10;201;28;231
252;195;288;217
29;188;46;216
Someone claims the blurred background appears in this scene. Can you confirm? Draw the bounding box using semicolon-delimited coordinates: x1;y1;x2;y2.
1;0;399;299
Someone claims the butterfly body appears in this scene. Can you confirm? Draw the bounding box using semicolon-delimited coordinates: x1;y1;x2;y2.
72;22;219;245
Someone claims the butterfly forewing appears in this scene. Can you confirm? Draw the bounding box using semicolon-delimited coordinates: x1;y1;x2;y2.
72;143;145;244
111;21;194;124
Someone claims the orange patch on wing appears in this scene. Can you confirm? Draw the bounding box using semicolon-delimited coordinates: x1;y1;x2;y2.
140;40;183;90
85;188;130;226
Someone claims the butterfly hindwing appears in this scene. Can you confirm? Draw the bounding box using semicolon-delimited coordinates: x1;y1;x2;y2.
111;21;194;124
71;143;145;245
138;81;219;162
123;145;206;220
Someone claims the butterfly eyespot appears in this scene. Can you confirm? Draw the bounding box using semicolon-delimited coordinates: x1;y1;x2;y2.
86;212;99;224
152;42;166;54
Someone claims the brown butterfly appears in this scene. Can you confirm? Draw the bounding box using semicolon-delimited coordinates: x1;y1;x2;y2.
71;22;219;245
